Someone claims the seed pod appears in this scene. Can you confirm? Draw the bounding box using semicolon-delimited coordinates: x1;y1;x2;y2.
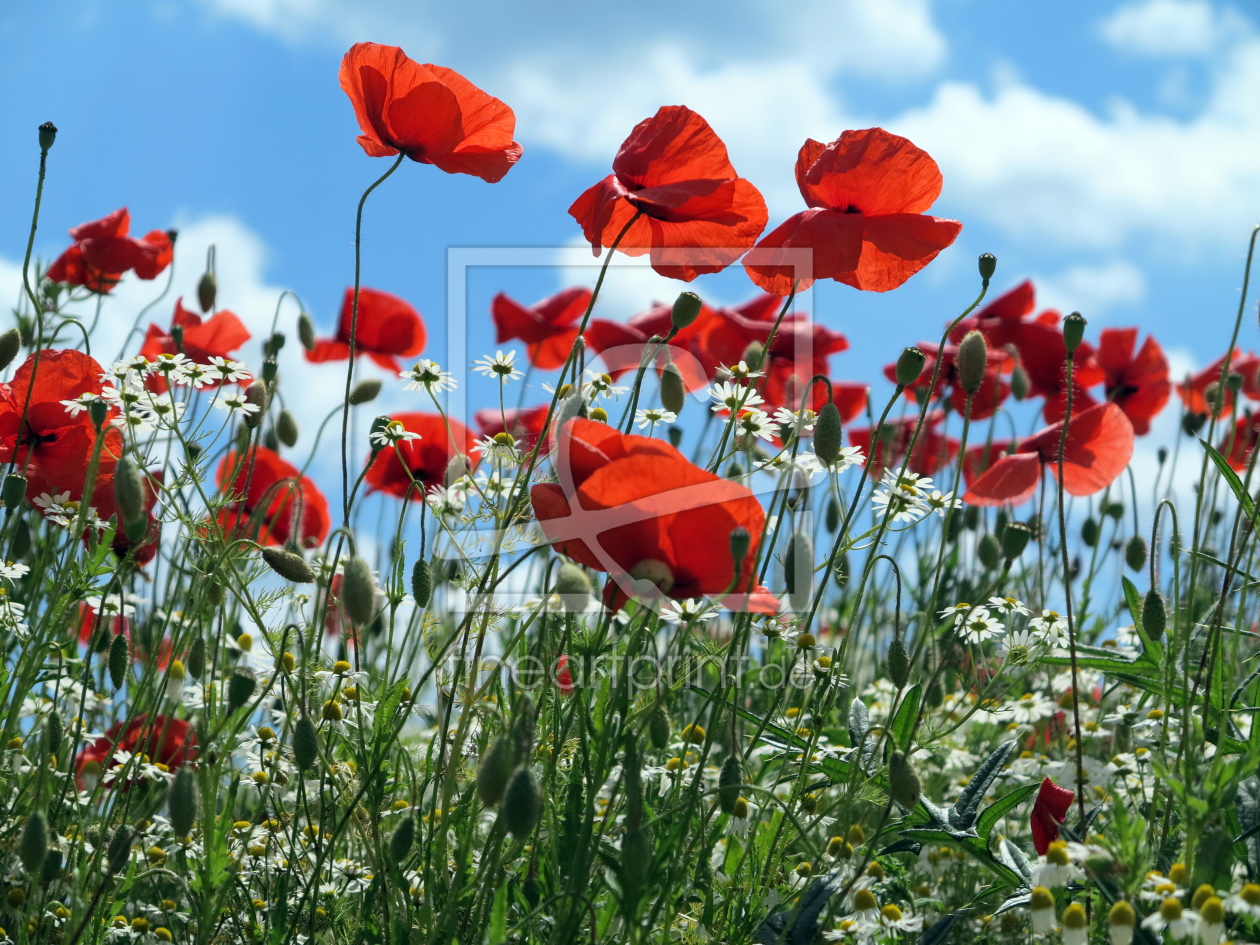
1081;518;1099;548
45;712;63;757
978;252;997;283
342;556;376;626
729;527;751;570
1010;364;1030;401
1125;534;1148;572
963;505;980;531
1142;588;1166;641
40;849;62;886
814;401;842;466
888;751;921;809
784;531;813;611
186;637;206;680
106;827;132;874
109;632;129;690
718;755;742;814
477;735;516;807
825;497;840;532
556;563;591;614
660;362;686;416
887;638;910;689
411;557;433;608
276;410;299;448
2;473;27;509
649;705;670;750
227;667;257;712
168;765;198;838
390;816;415;862
743;340;765;372
0;329;21;373
349;379;381;405
1001;522;1032;560
262;547;315;583
977;534;1001;570
197;270;217;313
502;766;543;839
671;291;703;330
293;716;318;771
243;381;269;428
298;314;316;351
1063;312;1086;355
20;810;48;874
667;426;682;448
895;346;926;387
38;121;58;152
620;827;650;908
11;519;29;560
112;456;145;526
957;330;988;395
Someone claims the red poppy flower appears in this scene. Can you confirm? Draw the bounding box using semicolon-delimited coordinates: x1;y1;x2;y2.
531;418;770;611
475;404;552;453
339;43;522;183
1092;328;1170;436
569;106;768;281
364;412;479;500
882;341;1010;421
492;288;592;371
963;403;1134;507
1219;412;1260;471
744;129;962;295
962;441;1013;487
94;468;163;566
584;297;726;393
77;605;126;648
305;287;426;373
76;715;196;790
0;350;122;504
847;412;959;478
1030;776;1075;855
216;446;330;548
46;208;173;294
1177;351;1248;417
556;654;575;696
141;298;251;373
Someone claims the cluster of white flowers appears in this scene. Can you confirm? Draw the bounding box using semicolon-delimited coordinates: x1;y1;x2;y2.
871;469;960;525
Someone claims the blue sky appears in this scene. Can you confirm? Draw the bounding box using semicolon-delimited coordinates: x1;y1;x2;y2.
1;0;1258;506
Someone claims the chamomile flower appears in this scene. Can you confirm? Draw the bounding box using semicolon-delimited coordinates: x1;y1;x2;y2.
939;602;973;625
718;360;764;382
147;352;192;381
734;408;776;442
1141;897;1196;939
957;608;1003;644
369;420;422;449
988;596;1030;617
773;406;817;433
708;381;763;414
1029;610;1070;648
472;350;524;382
400;359;456;393
659;598;716;625
635;407;677;429
61;392;109;419
211;392;260;417
1000;629;1040;665
208;356;251;383
181;362;214;388
583;369;627;402
426;484;466;516
477;432;521;464
923;490;962;517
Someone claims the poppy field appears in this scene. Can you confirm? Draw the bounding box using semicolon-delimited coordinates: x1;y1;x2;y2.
5;37;1260;945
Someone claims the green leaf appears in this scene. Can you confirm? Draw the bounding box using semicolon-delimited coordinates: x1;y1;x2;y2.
890;685;921;753
1201;437;1260;527
488;882;508;945
373;679;407;749
976;782;1039;840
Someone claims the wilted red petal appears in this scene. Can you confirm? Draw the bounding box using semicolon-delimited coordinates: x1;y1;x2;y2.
1030;776;1075;855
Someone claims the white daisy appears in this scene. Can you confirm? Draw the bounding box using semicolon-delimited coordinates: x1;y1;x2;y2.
400;359;456;393
472;350;524;382
369;420;421;449
211;392;260;416
1029;610;1070;648
208;356;251;383
988;596;1030;617
635;407;677;429
957;607;1003;644
708;381;763;414
659;599;716;624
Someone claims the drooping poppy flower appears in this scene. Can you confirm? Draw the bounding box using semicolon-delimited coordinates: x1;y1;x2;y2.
363;412;479;500
584;297;726;392
847;412;959;479
531;418;775;611
1177;351;1248;417
491;288;592;371
1218;412;1260;471
744;129;962;295
0;350;122;504
76;715;196;790
882;341;1010;421
569;106;768;281
555;654;575;696
46;208;173;294
475;404;552;453
215;446;330;548
305;287;426;373
339;43;522;183
963;403;1134;507
141;298;251;376
1030;776;1075;855
1092;328;1170;436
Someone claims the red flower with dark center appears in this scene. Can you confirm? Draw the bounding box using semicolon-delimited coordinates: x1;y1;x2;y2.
76;715;196;790
847;412;959;478
1177;351;1246;417
569;106;768;281
339;43;522;183
585;297;726;393
305;287;426;373
963;403;1134;507
882;341;1010;421
364;412;479;500
475;405;552;453
744;129;962;295
1093;327;1170;436
1030;776;1075;855
0;350;122;504
140;298;251;386
492;288;592;370
531;418;774;612
215;446;330;547
46;208;173;294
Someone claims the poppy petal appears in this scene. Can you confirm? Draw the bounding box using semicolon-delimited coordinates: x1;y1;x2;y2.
963;453;1043;507
796;128;946;216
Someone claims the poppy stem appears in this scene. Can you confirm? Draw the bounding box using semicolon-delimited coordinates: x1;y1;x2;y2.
341;153;405;522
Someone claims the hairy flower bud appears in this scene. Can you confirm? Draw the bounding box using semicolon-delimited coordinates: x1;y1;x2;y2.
825;497;840;533
977;533;1001;570
341;556;376;626
1125;534;1148;572
649;705;670;750
1063;312;1086;355
197;270;217;313
729;526;751;571
107;827;132;874
1081;517;1099;548
113;456;145;527
168;765;198;839
186;637;206;681
660;362;686;416
887;638;911;689
718;755;742;814
895;346;926;387
2;473;27;510
620;827;650;907
298;313;316;351
227;667;256;712
1142;588;1166;641
411;557;433;608
262;547;315;583
888;750;921;809
477;735;516;808
743;340;764;372
978;252;997;284
814;401;842;466
672;291;703;330
243;381;269;429
38;121;57;152
556;563;591;614
957;330;988;396
109;632;129;690
390;816;415;862
349;379;381;405
0;329;22;373
293;717;318;771
1001;522;1032;560
44;711;63;758
276;410;299;448
1008;363;1030;401
20;811;48;875
784;531;813;611
502;766;543;839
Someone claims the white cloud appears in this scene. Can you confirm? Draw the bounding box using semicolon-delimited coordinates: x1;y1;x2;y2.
1099;0;1246;57
1031;260;1146;321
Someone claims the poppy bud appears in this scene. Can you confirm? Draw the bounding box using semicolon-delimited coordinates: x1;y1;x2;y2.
814;401;842;466
1063;312;1086;355
411;557;433;608
978;252;997;284
276;410;299;448
1125;535;1147;572
1142;588;1166;641
89;398;110;429
956;330;988;396
2;473;26;509
390;816;415;862
262;547;316;583
124;514;149;545
185;637;206;681
888;750;921;809
1001;522;1032;560
114;456;145;527
672;291;703;330
1182;412;1207;436
243;381;269;428
978;533;1001;570
293;716;318;771
197;270;217;313
109;632;129;690
667;426;683;448
511;695;535;764
660;362;685;416
0;329;21;373
1081;517;1099;547
620;826;651;907
784;531;813;611
825;497;840;533
477;735;516;807
502;766;543;839
1227;371;1244;392
926;678;943;708
895;346;926;387
718;755;742;814
298;314;316;351
168;765;198;839
341;556;376;626
947;511;963;543
261;357;278;384
39;849;62;886
11;519;29;560
963;505;980;530
1008;363;1030;402
266;332;286;357
44;711;62;758
38;121;57;152
20;810;48;875
349;379;381;405
227;667;257;712
1204;383;1222;414
555;562;591;614
106;827;132;874
649;705;670;750
727;526;751;572
887;638;911;689
743;341;764;372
